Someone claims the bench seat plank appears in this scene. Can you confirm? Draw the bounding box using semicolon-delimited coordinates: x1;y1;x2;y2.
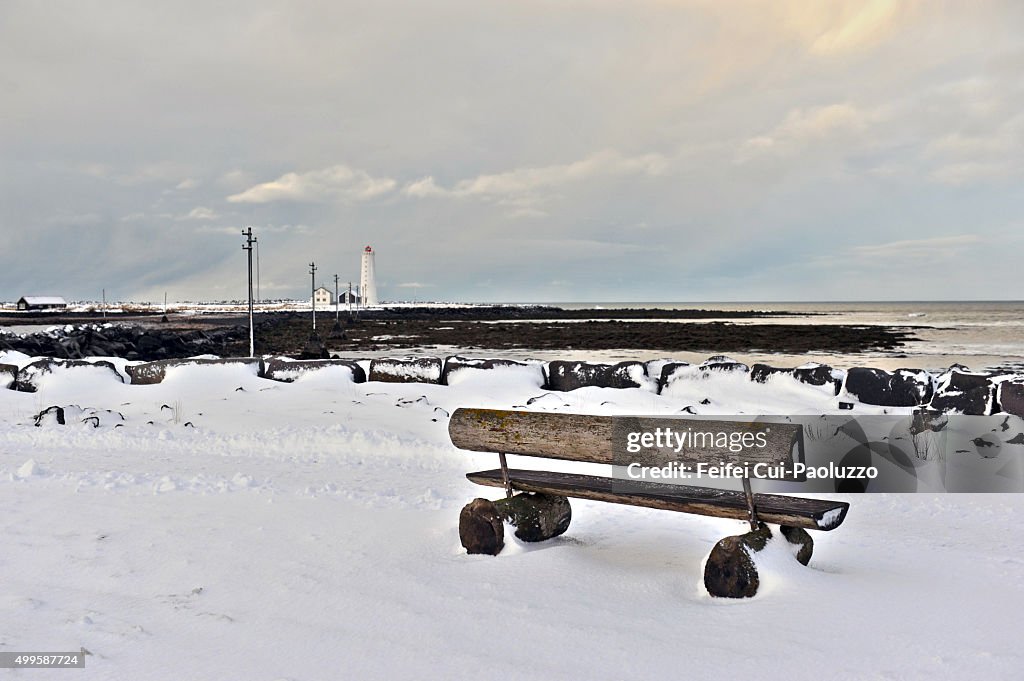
467;469;849;531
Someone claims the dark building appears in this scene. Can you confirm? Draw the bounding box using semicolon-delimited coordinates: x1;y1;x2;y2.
17;296;68;311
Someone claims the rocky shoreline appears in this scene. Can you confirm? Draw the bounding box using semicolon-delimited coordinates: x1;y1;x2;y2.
0;307;914;360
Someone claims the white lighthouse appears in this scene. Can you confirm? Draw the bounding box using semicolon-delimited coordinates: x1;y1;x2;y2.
359;245;378;307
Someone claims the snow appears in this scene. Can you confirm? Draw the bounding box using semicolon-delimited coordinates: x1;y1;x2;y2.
0;355;1022;679
817;506;845;530
444;362;546;390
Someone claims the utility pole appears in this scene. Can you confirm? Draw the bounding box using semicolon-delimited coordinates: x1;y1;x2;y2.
301;261;326;358
242;227;256;357
309;261;317;331
347;282;353;315
255;236;261;304
334;274;340;321
329;273;346;339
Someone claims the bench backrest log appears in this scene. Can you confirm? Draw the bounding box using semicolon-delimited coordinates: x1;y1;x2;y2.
448;408;805;480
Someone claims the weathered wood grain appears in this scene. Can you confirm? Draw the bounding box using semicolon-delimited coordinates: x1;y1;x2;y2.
449;408;804;478
467;469;849;530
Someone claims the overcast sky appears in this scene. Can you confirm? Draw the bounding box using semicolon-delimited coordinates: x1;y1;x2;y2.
2;1;1022;303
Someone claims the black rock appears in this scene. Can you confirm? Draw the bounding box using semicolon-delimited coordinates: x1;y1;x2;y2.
750;363;787;383
701;355;749;373
750;363;837;393
33;405;66;426
658;362;691;392
659;357;747;393
546;360;650;391
136;334;163;354
0;363;17;389
929;368;995;415
794;363;838;388
299;333;329;360
999;382;1024;418
930;387;993;415
843;367;934;407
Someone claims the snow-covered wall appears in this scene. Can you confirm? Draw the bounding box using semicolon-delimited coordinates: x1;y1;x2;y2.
0;353;1022;417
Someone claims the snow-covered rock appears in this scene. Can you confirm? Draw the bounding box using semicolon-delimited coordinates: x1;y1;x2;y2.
368;356;443;384
842;367;934;407
546;360;656;392
442;356;545;388
260;357;366;383
15;358;123;392
0;363;16;390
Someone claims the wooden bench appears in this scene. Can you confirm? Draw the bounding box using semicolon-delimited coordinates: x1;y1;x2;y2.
449;408;850;598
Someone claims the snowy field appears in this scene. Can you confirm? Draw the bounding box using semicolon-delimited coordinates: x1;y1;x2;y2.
1;357;1022;680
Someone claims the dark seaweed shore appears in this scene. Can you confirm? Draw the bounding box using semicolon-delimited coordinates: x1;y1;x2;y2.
0;306;914;360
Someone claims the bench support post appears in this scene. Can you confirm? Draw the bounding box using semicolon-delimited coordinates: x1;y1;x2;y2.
498;452;513;498
741;476;758;531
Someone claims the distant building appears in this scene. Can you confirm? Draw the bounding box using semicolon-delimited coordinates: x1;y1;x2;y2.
312;286;333;307
17;296;67;311
339;289;361;305
360;245;378;307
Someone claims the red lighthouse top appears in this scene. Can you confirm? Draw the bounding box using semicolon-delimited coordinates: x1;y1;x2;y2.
364;245;373;252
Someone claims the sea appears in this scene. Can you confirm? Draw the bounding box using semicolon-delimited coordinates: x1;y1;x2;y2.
516;301;1024;373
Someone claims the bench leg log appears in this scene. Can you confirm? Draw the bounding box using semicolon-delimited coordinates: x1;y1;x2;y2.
780;525;814;566
459;493;572;555
704;523;773;599
494;492;572;543
704;523;817;598
459;498;505;555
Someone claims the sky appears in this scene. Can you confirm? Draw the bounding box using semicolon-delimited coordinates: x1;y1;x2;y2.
1;0;1022;303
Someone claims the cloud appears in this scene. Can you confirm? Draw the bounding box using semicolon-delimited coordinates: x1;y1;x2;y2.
850;234;982;260
506;207;549;219
929;161;1016;186
193;223;313;236
782;0;912;55
738;104;871;161
181;206;218;221
175;178;199;190
396;282;431;288
227;165;397;203
219;169;253;189
403;150;669;202
923;112;1024;185
807;1;907;55
45;212;102;227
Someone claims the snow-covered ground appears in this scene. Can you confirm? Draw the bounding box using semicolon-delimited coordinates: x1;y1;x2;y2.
1;357;1022;680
